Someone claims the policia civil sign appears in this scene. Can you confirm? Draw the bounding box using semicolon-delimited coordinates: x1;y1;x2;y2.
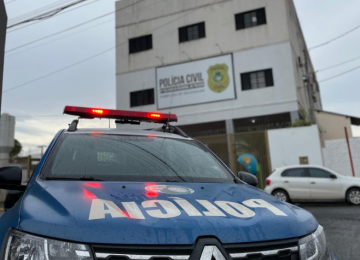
156;54;235;109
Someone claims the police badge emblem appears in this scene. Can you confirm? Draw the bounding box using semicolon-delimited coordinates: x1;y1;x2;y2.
207;63;230;93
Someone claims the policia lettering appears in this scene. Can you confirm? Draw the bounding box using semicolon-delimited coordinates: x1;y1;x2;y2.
89;198;287;220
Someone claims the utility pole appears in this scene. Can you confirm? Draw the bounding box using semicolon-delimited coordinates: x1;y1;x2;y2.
38;145;46;157
0;0;7;114
303;50;316;124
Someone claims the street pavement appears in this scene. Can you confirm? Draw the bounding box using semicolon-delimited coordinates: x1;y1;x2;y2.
298;202;360;260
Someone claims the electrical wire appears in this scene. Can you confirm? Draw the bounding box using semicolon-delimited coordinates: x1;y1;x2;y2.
316;55;360;73
8;0;76;25
8;0;79;24
3;46;114;93
7;0;90;29
319;64;360;83
5;0;144;53
2;9;196;94
6;19;114;58
7;0;99;34
6;0;166;57
309;24;360;51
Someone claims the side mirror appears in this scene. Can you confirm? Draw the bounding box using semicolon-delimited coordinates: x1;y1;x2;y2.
330;174;337;179
0;167;26;191
238;171;258;187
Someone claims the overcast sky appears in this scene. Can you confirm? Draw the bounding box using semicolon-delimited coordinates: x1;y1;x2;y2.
2;0;360;156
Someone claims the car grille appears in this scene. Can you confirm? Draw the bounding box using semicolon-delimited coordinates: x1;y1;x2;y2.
224;238;299;260
92;244;194;260
92;238;299;260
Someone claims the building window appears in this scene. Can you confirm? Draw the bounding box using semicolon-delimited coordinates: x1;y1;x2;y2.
130;89;155;107
235;8;266;30
129;35;152;54
241;69;274;91
179;22;206;43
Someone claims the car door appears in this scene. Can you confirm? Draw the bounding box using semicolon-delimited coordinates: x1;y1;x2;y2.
308;168;343;199
281;168;310;199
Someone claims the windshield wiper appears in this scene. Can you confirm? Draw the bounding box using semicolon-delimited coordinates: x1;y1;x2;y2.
45;177;104;181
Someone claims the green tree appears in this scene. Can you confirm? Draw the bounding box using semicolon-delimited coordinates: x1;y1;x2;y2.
9;139;22;159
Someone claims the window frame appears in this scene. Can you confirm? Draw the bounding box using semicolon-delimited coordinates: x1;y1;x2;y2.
308;168;333;179
129;34;153;54
130;88;155;108
241;68;274;91
235;7;267;30
179;22;206;43
281;168;309;178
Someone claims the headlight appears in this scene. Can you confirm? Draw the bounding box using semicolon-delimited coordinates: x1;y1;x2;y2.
299;225;333;260
2;229;94;260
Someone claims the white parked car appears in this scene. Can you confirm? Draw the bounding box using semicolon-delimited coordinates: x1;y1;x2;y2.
264;165;360;205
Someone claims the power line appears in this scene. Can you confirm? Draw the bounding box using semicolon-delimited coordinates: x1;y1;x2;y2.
7;0;90;29
8;0;75;24
316;55;360;73
6;19;114;58
309;24;360;51
7;0;99;34
5;0;144;53
2;9;196;94
319;64;360;83
3;46;115;93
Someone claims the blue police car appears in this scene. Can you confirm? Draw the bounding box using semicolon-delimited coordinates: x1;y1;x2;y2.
0;106;336;260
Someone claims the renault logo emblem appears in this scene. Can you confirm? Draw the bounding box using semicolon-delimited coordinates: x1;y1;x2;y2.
200;246;226;260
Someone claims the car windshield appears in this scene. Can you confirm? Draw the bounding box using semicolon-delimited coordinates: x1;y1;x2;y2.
41;133;235;183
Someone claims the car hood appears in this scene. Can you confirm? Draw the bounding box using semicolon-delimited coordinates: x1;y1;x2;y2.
19;181;317;244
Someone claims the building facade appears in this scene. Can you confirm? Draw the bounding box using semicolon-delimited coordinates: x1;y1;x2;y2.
115;0;322;137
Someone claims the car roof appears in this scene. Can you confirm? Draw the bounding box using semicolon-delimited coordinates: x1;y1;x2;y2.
63;128;192;140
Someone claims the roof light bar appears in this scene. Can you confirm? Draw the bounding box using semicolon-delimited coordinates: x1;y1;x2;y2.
63;106;177;124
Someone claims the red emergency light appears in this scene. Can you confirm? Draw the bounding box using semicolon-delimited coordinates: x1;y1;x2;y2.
63;106;177;124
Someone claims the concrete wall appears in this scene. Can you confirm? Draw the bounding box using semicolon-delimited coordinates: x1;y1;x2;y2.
0;114;15;167
268;125;323;170
116;0;290;75
284;1;322;112
322;138;360;177
316;111;352;146
116;42;299;129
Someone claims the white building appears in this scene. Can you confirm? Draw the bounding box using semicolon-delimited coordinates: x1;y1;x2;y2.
115;0;322;137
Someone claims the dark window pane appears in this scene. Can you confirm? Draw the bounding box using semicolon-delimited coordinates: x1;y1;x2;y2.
235;13;245;30
179;22;206;43
130;89;155;107
257;8;267;25
129;35;152;54
265;69;274;86
282;168;307;177
309;169;331;178
179;27;187;43
241;73;251;90
235;8;266;30
198;22;206;38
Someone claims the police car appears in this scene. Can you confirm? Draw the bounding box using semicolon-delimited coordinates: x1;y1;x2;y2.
0;106;336;260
